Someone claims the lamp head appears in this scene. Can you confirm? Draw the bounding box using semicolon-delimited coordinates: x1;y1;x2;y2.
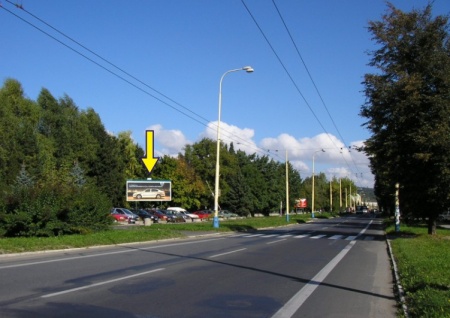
242;66;254;73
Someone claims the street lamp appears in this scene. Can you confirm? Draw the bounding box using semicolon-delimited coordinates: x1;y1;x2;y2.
311;149;325;218
213;66;254;228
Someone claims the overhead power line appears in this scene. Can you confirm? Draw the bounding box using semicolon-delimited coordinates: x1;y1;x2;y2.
241;0;364;180
2;1;369;182
1;1;274;159
271;0;362;175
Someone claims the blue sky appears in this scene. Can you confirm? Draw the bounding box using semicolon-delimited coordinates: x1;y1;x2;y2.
1;0;449;188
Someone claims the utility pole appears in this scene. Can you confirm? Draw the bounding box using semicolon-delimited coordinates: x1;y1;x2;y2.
330;179;332;213
285;149;289;222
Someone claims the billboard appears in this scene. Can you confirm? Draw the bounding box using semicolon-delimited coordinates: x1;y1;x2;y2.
295;198;308;208
126;180;172;202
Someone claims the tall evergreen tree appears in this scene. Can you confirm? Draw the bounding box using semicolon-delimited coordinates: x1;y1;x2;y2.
361;3;450;234
0;79;40;188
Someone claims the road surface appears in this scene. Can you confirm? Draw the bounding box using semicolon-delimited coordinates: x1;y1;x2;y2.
0;215;397;317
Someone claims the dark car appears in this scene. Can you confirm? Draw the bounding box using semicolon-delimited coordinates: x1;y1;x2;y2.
131;209;159;223
162;210;185;223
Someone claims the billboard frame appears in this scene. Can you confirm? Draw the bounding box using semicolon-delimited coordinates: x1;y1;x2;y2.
126;179;172;202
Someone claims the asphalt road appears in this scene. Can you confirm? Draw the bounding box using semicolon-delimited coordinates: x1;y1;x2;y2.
0;215;397;317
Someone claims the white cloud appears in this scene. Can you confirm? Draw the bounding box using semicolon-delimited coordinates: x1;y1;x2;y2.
260;133;374;187
260;132;347;163
147;124;191;157
148;122;375;188
200;121;258;154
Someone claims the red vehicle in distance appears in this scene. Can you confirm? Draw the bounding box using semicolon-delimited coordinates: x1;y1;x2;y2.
192;210;213;220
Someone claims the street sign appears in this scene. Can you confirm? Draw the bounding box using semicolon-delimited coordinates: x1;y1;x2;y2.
126;180;172;202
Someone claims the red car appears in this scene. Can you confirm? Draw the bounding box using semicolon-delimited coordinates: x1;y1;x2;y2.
192;210;213;220
148;209;169;222
110;212;128;223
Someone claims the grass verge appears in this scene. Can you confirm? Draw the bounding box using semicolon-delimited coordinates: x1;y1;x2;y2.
386;221;450;318
0;213;318;254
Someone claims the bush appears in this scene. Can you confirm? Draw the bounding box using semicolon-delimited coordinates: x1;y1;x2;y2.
0;180;111;237
65;186;112;234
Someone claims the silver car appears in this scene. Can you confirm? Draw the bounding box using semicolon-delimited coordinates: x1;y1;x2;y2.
133;188;165;199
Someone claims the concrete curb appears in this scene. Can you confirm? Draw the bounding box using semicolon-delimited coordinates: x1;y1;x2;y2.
386;237;409;318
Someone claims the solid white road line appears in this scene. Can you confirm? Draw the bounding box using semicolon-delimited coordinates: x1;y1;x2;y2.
0;237;224;270
271;220;373;318
41;268;165;298
208;248;247;258
0;238;225;270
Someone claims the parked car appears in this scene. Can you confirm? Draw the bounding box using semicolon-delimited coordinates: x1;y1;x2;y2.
218;210;239;218
167;207;200;221
111;208;139;224
438;210;450;222
110;212;128;223
131;209;159;223
162;210;185;223
148;209;169;222
192;210;213;220
133;188;165;199
179;211;200;221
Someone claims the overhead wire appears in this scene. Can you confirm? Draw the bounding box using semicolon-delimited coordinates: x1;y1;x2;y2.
240;0;331;139
1;1;275;159
3;0;211;127
0;3;207;128
271;0;363;176
2;1;368;182
241;0;364;183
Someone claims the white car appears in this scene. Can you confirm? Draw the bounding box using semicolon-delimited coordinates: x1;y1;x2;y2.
166;207;200;221
438;210;450;222
133;188;165;199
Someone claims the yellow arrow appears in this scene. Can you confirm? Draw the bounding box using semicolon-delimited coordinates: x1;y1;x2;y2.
142;130;159;174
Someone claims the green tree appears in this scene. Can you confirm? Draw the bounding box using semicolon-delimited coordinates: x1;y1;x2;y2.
287;161;303;213
0;79;40;189
361;3;450;234
183;139;216;208
118;131;146;179
224;150;256;216
154;155;205;210
82;109;126;207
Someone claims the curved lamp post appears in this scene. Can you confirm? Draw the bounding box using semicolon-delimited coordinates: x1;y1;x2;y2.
311;149;325;218
213;66;254;228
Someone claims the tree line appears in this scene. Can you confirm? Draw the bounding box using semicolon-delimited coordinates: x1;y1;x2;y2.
0;78;357;237
360;3;450;234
